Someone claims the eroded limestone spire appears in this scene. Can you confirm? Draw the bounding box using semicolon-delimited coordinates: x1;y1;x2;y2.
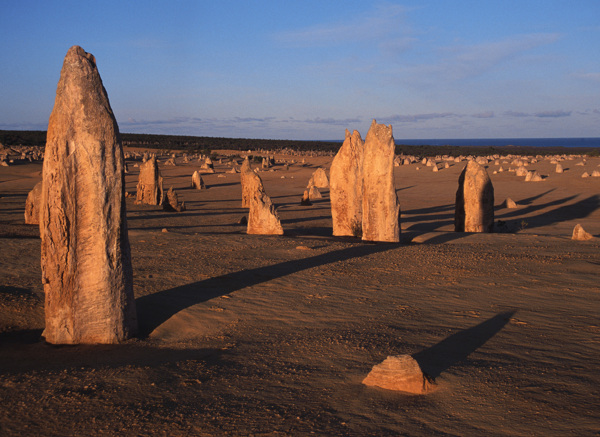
40;46;137;344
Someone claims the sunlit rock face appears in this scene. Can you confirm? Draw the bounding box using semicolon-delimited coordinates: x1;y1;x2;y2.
572;224;593;241
330;129;364;237
40;45;137;344
136;155;164;205
191;170;206;189
362;355;435;394
240;157;254;208
24;181;43;225
361;120;400;243
243;167;283;235
308;167;329;189
163;187;186;212
454;161;494;233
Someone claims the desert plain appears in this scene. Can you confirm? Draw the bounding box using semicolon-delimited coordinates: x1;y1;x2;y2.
1;148;599;435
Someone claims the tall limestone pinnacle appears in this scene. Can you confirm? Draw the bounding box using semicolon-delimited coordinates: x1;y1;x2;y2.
330;129;364;237
454;160;494;233
40;46;137;344
361;120;400;242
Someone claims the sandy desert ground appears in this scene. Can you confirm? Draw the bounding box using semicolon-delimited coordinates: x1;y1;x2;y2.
1;149;599;436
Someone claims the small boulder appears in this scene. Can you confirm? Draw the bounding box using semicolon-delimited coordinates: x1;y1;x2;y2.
308;185;322;200
308;167;329;188
300;190;312;206
515;166;528;177
502;198;518;209
525;170;543;182
191;171;206;189
572;224;593;241
362;355;434;395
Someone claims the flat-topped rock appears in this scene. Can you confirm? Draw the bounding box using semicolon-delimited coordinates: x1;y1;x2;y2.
136;155;164;205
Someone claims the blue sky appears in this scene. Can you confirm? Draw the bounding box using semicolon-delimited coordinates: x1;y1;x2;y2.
1;1;599;140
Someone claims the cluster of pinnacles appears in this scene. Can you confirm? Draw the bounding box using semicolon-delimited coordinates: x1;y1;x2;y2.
29;45;593;347
330;120;400;242
330;121;496;240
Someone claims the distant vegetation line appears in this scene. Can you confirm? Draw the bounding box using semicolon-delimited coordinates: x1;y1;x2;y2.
1;130;597;157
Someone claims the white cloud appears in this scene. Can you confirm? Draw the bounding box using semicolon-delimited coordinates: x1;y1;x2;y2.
504;110;531;117
428;33;562;82
472;111;495;119
572;72;600;82
534;110;572;118
387;112;463;123
275;4;413;52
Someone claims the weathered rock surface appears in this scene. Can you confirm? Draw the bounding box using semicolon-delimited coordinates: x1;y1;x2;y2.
455;161;494;233
191;170;206;190
24;181;43;225
330;129;364;237
240;157;255;208
362;355;435;394
308;185;322;200
136;155;164;205
40;45;137;344
572;224;593;241
308;167;329;188
246;171;284;235
515;166;528;177
361;120;400;242
300;190;312;206
163;187;186;212
502;197;518;209
202;157;214;170
525;170;543;182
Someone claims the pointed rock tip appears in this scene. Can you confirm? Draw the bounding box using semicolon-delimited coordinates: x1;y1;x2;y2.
352;129;362;141
66;45;96;65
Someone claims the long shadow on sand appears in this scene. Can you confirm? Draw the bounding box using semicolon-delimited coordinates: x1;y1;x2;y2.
413;311;515;379
501;195;599;229
0;330;225;374
136;243;397;337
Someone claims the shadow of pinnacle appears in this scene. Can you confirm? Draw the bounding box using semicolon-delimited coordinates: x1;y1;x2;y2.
412;310;516;379
136;242;397;337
